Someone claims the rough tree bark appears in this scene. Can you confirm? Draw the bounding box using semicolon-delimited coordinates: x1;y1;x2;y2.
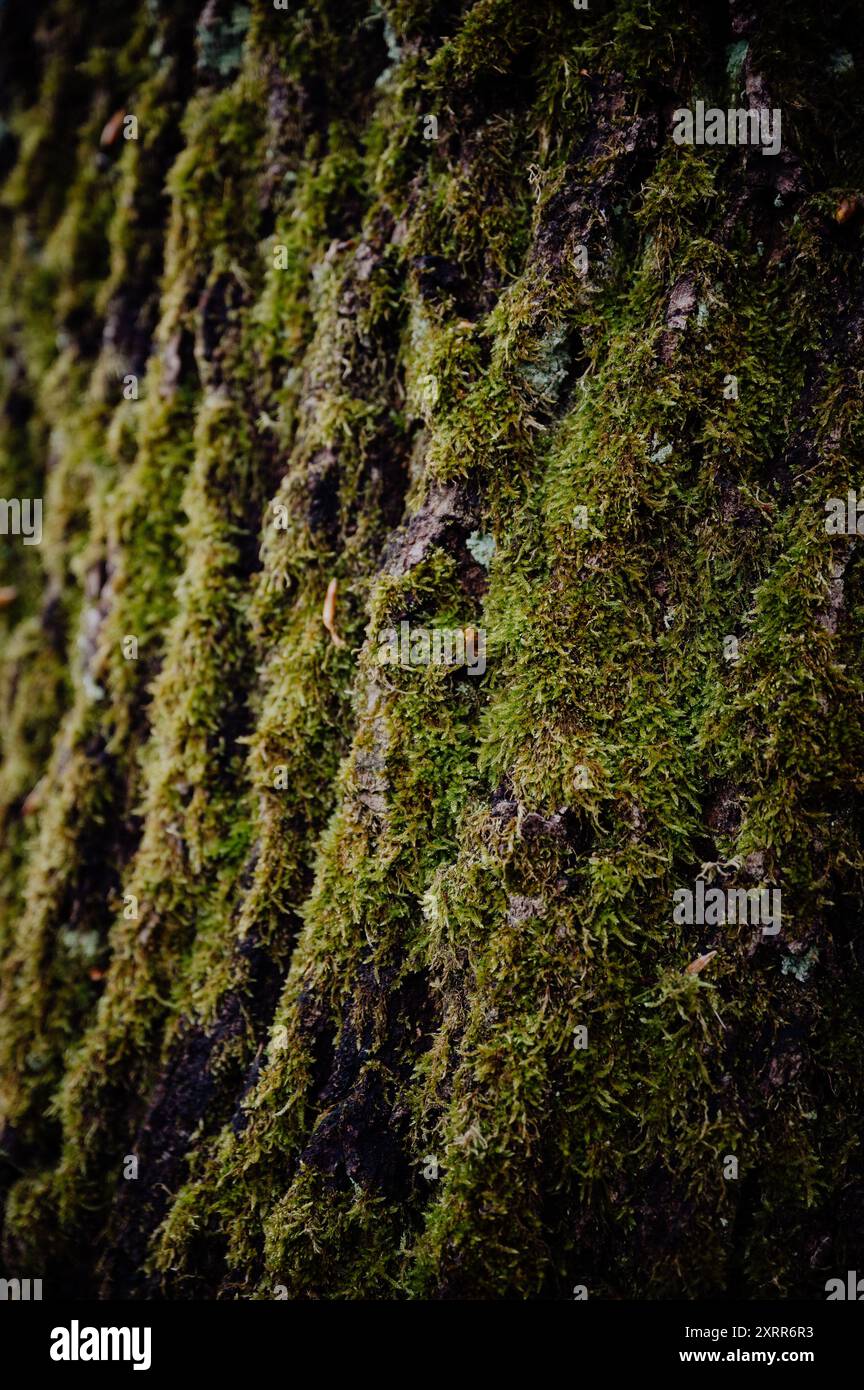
1;0;863;1300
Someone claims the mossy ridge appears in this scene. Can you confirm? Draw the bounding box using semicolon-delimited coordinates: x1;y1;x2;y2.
10;4;413;1287
427;176;864;1301
2;0;864;1299
0;6;146;1162
109;2;864;1301
140;68;424;1300
216;5;864;1295
153;3;639;1296
0;3;209;1274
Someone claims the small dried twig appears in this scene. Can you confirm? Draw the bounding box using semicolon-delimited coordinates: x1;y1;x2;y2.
322;577;345;648
685;950;717;976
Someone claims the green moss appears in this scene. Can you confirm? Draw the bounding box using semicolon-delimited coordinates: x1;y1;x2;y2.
3;0;864;1300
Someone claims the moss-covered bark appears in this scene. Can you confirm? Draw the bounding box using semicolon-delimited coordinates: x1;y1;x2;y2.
1;0;863;1299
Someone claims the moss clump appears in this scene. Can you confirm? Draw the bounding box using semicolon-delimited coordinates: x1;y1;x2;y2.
2;0;864;1300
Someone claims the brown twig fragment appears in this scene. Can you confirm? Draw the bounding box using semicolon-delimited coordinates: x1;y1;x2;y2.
322;577;345;648
685;950;717;976
100;109;126;146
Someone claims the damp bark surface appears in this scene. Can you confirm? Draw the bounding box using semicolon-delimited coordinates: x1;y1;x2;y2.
1;0;864;1300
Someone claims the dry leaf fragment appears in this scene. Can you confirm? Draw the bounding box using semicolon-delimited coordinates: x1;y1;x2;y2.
100;109;126;147
685;950;717;975
22;776;46;815
0;586;18;608
322;577;345;648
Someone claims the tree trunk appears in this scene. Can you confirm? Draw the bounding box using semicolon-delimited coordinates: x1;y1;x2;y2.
1;0;863;1300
